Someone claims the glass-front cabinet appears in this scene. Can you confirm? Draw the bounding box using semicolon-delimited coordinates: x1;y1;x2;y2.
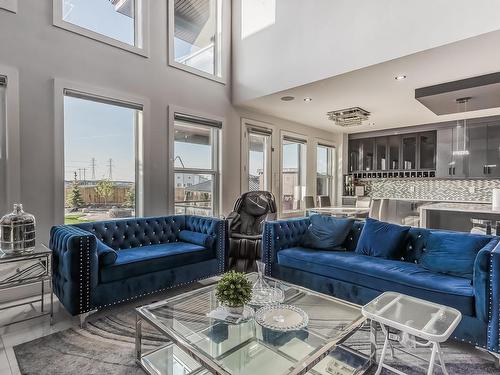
375;137;387;170
348;139;360;173
419;131;436;170
349;130;437;174
388;135;400;170
486;123;500;178
360;139;374;171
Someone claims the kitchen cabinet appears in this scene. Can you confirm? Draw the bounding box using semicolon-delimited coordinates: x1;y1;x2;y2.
388;135;400;170
360;138;374;171
467;124;487;178
348;139;361;173
419;131;436;169
486;123;500;178
375;137;388;170
402;134;417;170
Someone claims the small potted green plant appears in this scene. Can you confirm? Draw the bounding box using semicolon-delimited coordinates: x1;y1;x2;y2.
215;271;252;315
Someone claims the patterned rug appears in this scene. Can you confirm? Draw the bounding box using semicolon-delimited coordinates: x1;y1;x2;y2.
13;297;498;375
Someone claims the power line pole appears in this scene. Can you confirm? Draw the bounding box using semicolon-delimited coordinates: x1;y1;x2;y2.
82;168;87;183
90;158;96;180
108;158;113;180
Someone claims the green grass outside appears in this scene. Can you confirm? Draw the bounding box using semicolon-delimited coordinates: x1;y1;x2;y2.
64;214;92;225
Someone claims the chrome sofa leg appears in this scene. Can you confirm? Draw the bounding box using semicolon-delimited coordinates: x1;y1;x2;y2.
79;309;97;329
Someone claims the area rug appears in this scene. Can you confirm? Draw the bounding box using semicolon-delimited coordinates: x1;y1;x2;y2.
14;305;498;375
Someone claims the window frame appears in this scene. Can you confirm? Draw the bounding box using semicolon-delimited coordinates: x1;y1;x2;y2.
315;142;336;204
0;65;21;215
167;0;225;84
279;130;308;216
0;0;17;13
240;118;274;193
52;0;150;57
54;79;149;225
168;105;222;217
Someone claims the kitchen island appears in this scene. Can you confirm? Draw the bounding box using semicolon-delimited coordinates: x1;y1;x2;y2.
420;202;500;233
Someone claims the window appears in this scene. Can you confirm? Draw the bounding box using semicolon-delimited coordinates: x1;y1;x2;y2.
246;128;272;192
316;144;335;201
54;0;147;54
173;113;220;216
0;77;6;213
169;0;223;80
281;136;306;212
63;90;142;224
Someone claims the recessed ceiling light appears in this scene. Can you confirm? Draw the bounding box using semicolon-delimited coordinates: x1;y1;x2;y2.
395;75;407;81
303;97;312;102
281;96;295;101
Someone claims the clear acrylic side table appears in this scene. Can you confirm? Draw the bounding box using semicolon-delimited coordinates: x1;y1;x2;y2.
0;244;53;327
362;292;462;375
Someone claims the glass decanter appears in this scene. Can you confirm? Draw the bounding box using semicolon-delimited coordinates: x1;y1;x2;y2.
252;261;272;304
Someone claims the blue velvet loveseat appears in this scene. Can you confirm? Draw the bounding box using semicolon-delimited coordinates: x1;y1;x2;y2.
262;216;500;354
50;215;227;316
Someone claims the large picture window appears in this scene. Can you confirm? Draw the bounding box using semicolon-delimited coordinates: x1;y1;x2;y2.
247;128;272;192
54;0;147;54
169;0;223;80
0;77;6;213
316;144;335;202
173;113;220;216
63;90;142;224
281;136;306;212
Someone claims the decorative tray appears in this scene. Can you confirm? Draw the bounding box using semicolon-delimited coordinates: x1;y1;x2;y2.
249;287;285;306
254;304;309;332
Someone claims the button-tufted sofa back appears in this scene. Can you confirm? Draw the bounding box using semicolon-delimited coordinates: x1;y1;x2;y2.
76;215;220;251
264;217;484;266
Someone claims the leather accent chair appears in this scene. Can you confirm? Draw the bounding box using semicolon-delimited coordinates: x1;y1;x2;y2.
304;195;315;209
227;191;277;272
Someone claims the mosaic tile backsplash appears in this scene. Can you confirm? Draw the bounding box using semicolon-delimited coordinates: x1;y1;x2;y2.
359;179;500;202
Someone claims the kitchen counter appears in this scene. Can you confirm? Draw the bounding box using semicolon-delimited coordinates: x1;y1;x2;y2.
420;202;500;230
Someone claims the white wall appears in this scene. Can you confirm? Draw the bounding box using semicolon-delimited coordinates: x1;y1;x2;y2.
233;0;500;103
0;1;236;244
0;1;343;247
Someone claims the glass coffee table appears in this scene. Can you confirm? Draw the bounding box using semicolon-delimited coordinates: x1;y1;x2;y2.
135;274;374;375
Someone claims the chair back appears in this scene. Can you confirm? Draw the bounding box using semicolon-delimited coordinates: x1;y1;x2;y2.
304;195;315;209
378;198;390;221
369;199;381;220
317;195;331;207
356;197;371;208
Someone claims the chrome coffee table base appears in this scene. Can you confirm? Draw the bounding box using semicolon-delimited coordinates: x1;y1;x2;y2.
135;273;376;375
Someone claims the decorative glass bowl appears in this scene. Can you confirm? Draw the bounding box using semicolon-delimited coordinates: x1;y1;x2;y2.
254;304;309;332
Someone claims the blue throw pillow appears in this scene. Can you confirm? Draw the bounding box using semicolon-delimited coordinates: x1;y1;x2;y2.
96;240;118;266
301;214;354;250
178;230;215;248
355;218;410;259
420;231;491;280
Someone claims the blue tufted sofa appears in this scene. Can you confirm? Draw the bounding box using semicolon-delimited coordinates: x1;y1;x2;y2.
262;217;500;354
50;215;227;316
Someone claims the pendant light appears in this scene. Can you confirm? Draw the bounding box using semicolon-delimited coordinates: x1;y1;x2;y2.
452;97;470;156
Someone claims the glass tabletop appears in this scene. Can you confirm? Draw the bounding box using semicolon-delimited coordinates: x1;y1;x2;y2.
137;273;365;375
0;243;51;261
362;292;462;340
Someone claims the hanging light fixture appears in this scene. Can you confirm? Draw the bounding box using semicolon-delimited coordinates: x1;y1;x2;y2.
452;97;470;156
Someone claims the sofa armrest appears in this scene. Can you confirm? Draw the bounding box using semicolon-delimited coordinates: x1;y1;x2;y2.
262;218;310;275
487;240;500;352
474;238;498;323
50;225;98;316
184;216;227;273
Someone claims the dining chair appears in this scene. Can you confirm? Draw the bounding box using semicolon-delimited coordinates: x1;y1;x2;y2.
369;199;381;220
304;195;315;209
317;195;331;207
356;197;371;208
378;198;390;221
